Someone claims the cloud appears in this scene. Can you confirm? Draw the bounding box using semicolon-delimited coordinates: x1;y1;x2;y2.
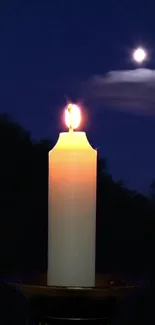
83;69;155;115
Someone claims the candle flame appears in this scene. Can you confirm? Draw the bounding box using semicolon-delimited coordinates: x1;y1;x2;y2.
65;104;81;131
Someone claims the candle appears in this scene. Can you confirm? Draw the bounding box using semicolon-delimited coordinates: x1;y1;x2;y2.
48;104;97;287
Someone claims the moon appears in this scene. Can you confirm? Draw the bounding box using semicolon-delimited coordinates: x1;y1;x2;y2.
132;47;147;63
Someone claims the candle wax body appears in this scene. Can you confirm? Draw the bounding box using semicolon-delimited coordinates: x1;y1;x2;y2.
48;132;97;287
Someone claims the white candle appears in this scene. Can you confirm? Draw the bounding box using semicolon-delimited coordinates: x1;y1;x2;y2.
48;105;97;287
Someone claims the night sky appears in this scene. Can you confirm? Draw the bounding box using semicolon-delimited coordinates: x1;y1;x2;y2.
0;0;155;194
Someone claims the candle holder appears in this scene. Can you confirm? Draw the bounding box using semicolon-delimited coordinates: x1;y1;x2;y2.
12;274;143;324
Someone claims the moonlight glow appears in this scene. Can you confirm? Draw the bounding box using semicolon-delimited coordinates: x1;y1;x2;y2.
133;48;147;63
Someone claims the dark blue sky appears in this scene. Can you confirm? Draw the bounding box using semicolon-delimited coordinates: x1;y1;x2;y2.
0;0;155;194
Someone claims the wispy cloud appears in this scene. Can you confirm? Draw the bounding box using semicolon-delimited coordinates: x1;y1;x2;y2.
83;69;155;115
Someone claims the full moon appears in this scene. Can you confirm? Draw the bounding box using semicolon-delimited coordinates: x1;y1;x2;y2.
132;47;147;63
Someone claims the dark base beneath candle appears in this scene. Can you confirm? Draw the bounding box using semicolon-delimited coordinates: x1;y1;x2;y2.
10;283;141;324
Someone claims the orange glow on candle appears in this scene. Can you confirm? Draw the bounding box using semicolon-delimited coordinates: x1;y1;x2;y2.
48;131;97;287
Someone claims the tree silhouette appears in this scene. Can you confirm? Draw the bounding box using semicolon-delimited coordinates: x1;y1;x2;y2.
149;179;155;202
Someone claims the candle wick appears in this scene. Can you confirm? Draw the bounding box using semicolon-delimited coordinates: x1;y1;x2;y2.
68;104;74;132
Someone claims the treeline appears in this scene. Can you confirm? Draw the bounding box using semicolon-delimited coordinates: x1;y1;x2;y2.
0;114;155;277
